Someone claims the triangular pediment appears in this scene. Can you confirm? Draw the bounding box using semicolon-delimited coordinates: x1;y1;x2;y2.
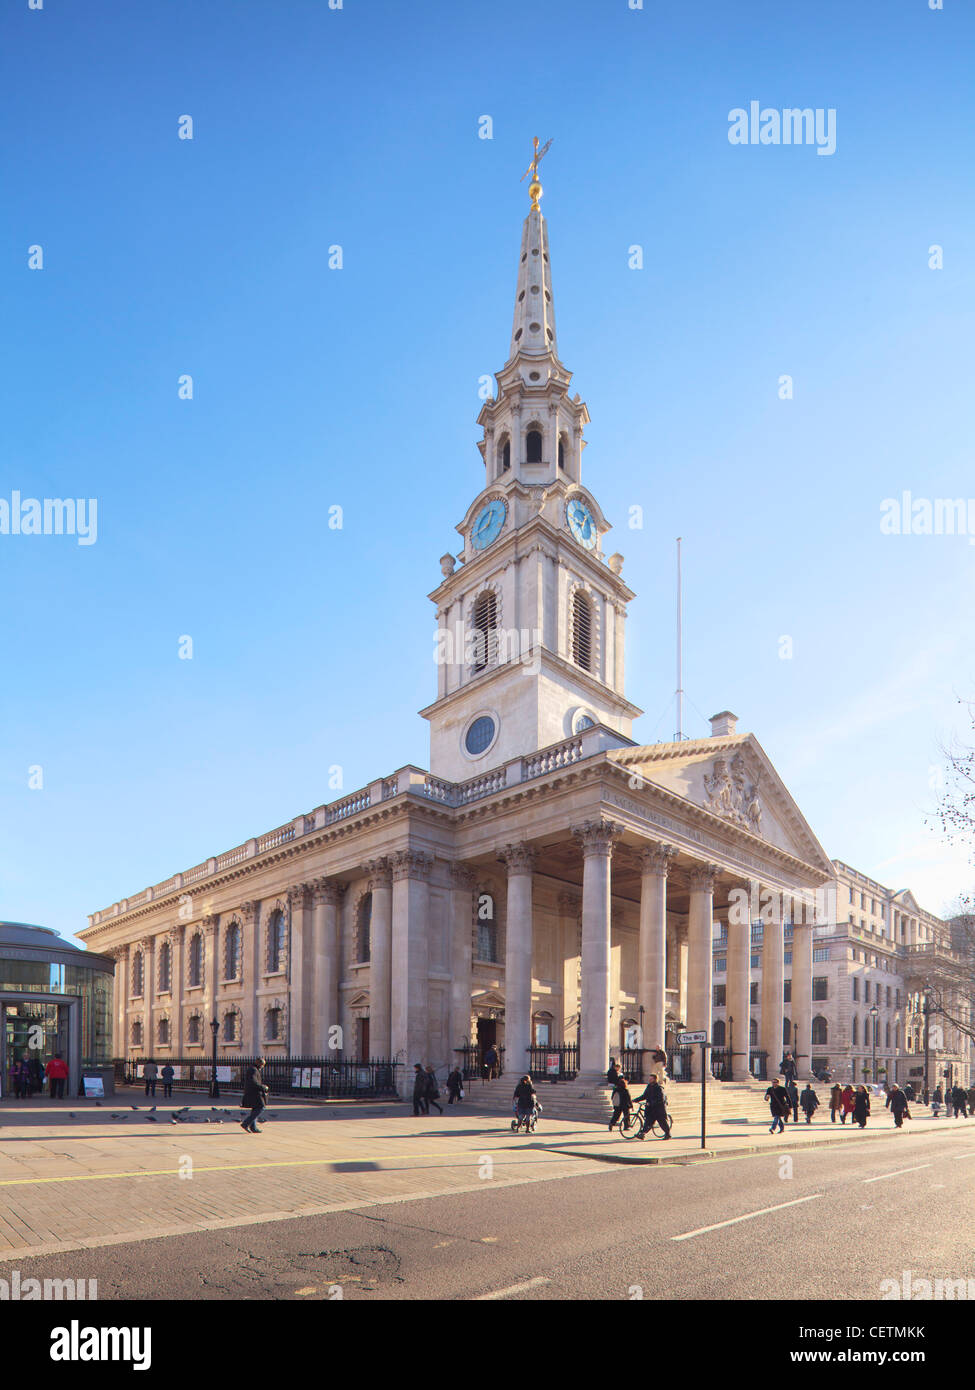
891;888;923;915
608;733;834;875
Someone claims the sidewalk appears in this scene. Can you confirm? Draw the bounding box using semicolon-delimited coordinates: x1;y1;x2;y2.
0;1093;971;1261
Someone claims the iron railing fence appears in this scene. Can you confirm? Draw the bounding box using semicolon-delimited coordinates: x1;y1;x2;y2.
114;1055;401;1099
453;1045;506;1081
526;1043;579;1080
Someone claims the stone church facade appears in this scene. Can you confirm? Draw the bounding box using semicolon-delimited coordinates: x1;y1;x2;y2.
81;173;956;1093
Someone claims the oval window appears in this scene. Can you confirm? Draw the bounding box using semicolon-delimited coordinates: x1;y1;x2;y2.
465;716;496;755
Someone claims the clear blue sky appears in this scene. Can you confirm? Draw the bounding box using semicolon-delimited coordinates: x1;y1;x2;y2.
2;0;973;944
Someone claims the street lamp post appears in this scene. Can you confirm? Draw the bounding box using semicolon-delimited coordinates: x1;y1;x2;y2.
869;1004;879;1087
923;990;930;1104
728;1014;735;1082
209;1017;220;1099
793;1019;799;1074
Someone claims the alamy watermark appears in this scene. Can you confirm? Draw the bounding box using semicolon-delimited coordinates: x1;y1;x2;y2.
0;1269;97;1300
880;492;975;543
728;102;836;157
0;492;97;545
881;1270;975;1300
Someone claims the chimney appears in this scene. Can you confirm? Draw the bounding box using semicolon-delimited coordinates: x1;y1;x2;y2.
709;710;738;738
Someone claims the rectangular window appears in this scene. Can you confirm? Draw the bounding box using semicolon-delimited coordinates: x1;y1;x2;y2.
713;984;726;1007
812;977;828;1000
852;978;859;1001
864;980;870;1002
714;956;726;973
896;989;901;1007
751;923;764;944
886;986;891;1007
783;980;792;1003
750;982;759;1005
750;953;759;969
813;947;830;962
784;950;792;966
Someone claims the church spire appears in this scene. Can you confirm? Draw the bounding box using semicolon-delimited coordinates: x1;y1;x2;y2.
508;137;558;365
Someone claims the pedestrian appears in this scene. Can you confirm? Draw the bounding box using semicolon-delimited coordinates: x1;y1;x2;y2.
840;1084;855;1124
952;1085;968;1119
853;1085;870;1129
28;1056;44;1095
765;1077;790;1134
931;1086;942;1118
904;1083;915;1103
161;1063;175;1099
512;1074;537;1132
15;1056;31;1100
634;1073;670;1140
483;1044;499;1081
945;1087;954;1118
143;1059;158;1098
829;1083;843;1123
44;1053;69;1100
412;1064;429;1116
780;1051;798;1085
800;1083;819;1124
425;1066;444;1115
785;1079;800;1124
240;1057;268;1133
606;1057;622;1087
608;1072;633;1131
446;1066;464;1105
886;1083;910;1129
968;1084;975;1117
650;1044;669;1081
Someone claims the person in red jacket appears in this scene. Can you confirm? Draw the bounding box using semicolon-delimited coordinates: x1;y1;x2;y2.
44;1053;69;1100
839;1084;855;1124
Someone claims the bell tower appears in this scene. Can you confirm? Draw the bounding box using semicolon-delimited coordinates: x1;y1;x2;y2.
420;143;642;781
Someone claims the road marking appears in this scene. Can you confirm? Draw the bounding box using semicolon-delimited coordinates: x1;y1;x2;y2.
862;1164;931;1184
475;1277;551;1300
950;1152;975;1160
671;1194;822;1241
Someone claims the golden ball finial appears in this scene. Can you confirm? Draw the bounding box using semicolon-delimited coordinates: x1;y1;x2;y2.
529;178;542;208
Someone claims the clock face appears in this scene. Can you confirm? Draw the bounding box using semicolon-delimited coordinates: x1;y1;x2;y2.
566;498;597;550
471;498;507;551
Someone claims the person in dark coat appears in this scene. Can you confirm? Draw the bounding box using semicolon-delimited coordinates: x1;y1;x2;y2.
904;1083;915;1102
483;1045;499;1081
650;1045;669;1081
161;1063;175;1099
634;1073;670;1139
608;1073;633;1132
425;1066;443;1115
606;1058;622;1087
780;1052;799;1085
765;1078;790;1133
240;1058;268;1133
853;1085;870;1128
785;1079;800;1124
886;1084;910;1128
446;1067;464;1105
15;1057;31;1100
512;1075;537;1131
412;1064;429;1116
967;1085;975;1117
800;1084;819;1124
829;1083;843;1123
952;1085;968;1119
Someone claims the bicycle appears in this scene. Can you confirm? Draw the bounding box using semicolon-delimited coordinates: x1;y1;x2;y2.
618;1103;674;1140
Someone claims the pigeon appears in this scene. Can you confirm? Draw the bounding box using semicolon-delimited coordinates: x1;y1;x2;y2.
147;1116;158;1123
110;1113;122;1119
95;1101;102;1107
149;1106;156;1113
69;1113;76;1119
130;1105;139;1111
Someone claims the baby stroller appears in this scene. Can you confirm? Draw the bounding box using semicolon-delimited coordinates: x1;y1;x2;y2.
511;1098;542;1134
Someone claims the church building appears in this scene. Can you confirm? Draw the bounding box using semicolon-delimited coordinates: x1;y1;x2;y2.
79;165;863;1094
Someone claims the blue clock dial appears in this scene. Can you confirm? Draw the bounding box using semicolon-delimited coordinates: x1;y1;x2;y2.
471;498;507;551
567;498;597;550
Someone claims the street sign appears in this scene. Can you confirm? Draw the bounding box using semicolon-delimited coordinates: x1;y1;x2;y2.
678;1030;707;1045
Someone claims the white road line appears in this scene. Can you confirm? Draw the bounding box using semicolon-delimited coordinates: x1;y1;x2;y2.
475;1276;551;1300
671;1194;822;1242
950;1152;975;1160
862;1163;931;1184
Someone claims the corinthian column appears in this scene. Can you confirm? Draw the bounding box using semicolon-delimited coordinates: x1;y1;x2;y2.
498;843;536;1076
311;880;345;1055
761;897;785;1068
792;920;814;1076
640;843;677;1054
366;858;393;1058
287;884;312;1054
573;821;623;1077
726;883;751;1081
687;863;718;1081
390;850;433;1082
449;864;476;1056
202;916;218;1040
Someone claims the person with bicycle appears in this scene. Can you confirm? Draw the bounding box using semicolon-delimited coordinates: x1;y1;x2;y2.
609;1071;633;1131
512;1074;537;1133
634;1072;671;1140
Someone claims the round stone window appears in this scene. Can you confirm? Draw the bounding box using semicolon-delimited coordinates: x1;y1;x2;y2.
465;715;496;756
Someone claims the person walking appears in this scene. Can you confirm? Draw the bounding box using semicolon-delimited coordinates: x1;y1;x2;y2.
608;1072;633;1132
967;1084;975;1117
412;1064;429;1116
931;1086;943;1118
785;1079;800;1124
14;1057;31;1100
780;1052;799;1086
240;1058;268;1133
840;1084;855;1124
952;1085;968;1119
650;1044;669;1081
445;1066;464;1105
483;1044;499;1081
634;1073;670;1140
829;1083;843;1123
606;1058;622;1087
765;1078;790;1134
800;1083;819;1124
886;1083;910;1129
853;1085;871;1129
425;1066;444;1115
143;1059;158;1098
945;1087;954;1118
44;1053;68;1100
161;1063;175;1099
512;1074;537;1132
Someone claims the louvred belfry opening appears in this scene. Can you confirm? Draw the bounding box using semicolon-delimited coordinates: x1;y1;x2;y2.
572;591;592;671
471;590;498;672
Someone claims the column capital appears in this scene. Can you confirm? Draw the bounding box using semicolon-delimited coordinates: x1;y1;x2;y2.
391;849;434;882
572;819;624;857
312;877;347;908
287;882;312;909
139;936;154;954
364;857;393;892
201;914;219;937
238;900;260;925
449;862;477;892
640;842;678;876
688;862;719;892
497;842;536;876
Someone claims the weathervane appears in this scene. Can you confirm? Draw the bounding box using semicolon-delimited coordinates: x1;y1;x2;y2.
520;136;552;208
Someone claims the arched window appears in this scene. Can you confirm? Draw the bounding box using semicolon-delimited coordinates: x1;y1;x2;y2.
558;435;565;470
500;437;510;473
225;921;241;980
158;941;171;993
713;1019;726;1046
265;1007;282;1042
895;1023;901;1050
131;951;144;997
188;933;203;988
131;1020;142;1048
852;1015;859;1046
471;590;498;673
526;428;543;463
749;1017;758;1045
885;1021;891;1048
223;1011;237;1044
267;910;285;973
356;893;372;963
187;1014;201;1045
475;891;498;961
812;1015;828;1046
572;590;593;671
158;1017;169;1046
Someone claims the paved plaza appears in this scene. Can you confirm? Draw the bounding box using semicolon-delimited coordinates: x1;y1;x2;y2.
1;1089;971;1263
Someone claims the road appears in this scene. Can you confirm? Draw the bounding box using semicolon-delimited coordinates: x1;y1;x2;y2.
6;1124;973;1301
